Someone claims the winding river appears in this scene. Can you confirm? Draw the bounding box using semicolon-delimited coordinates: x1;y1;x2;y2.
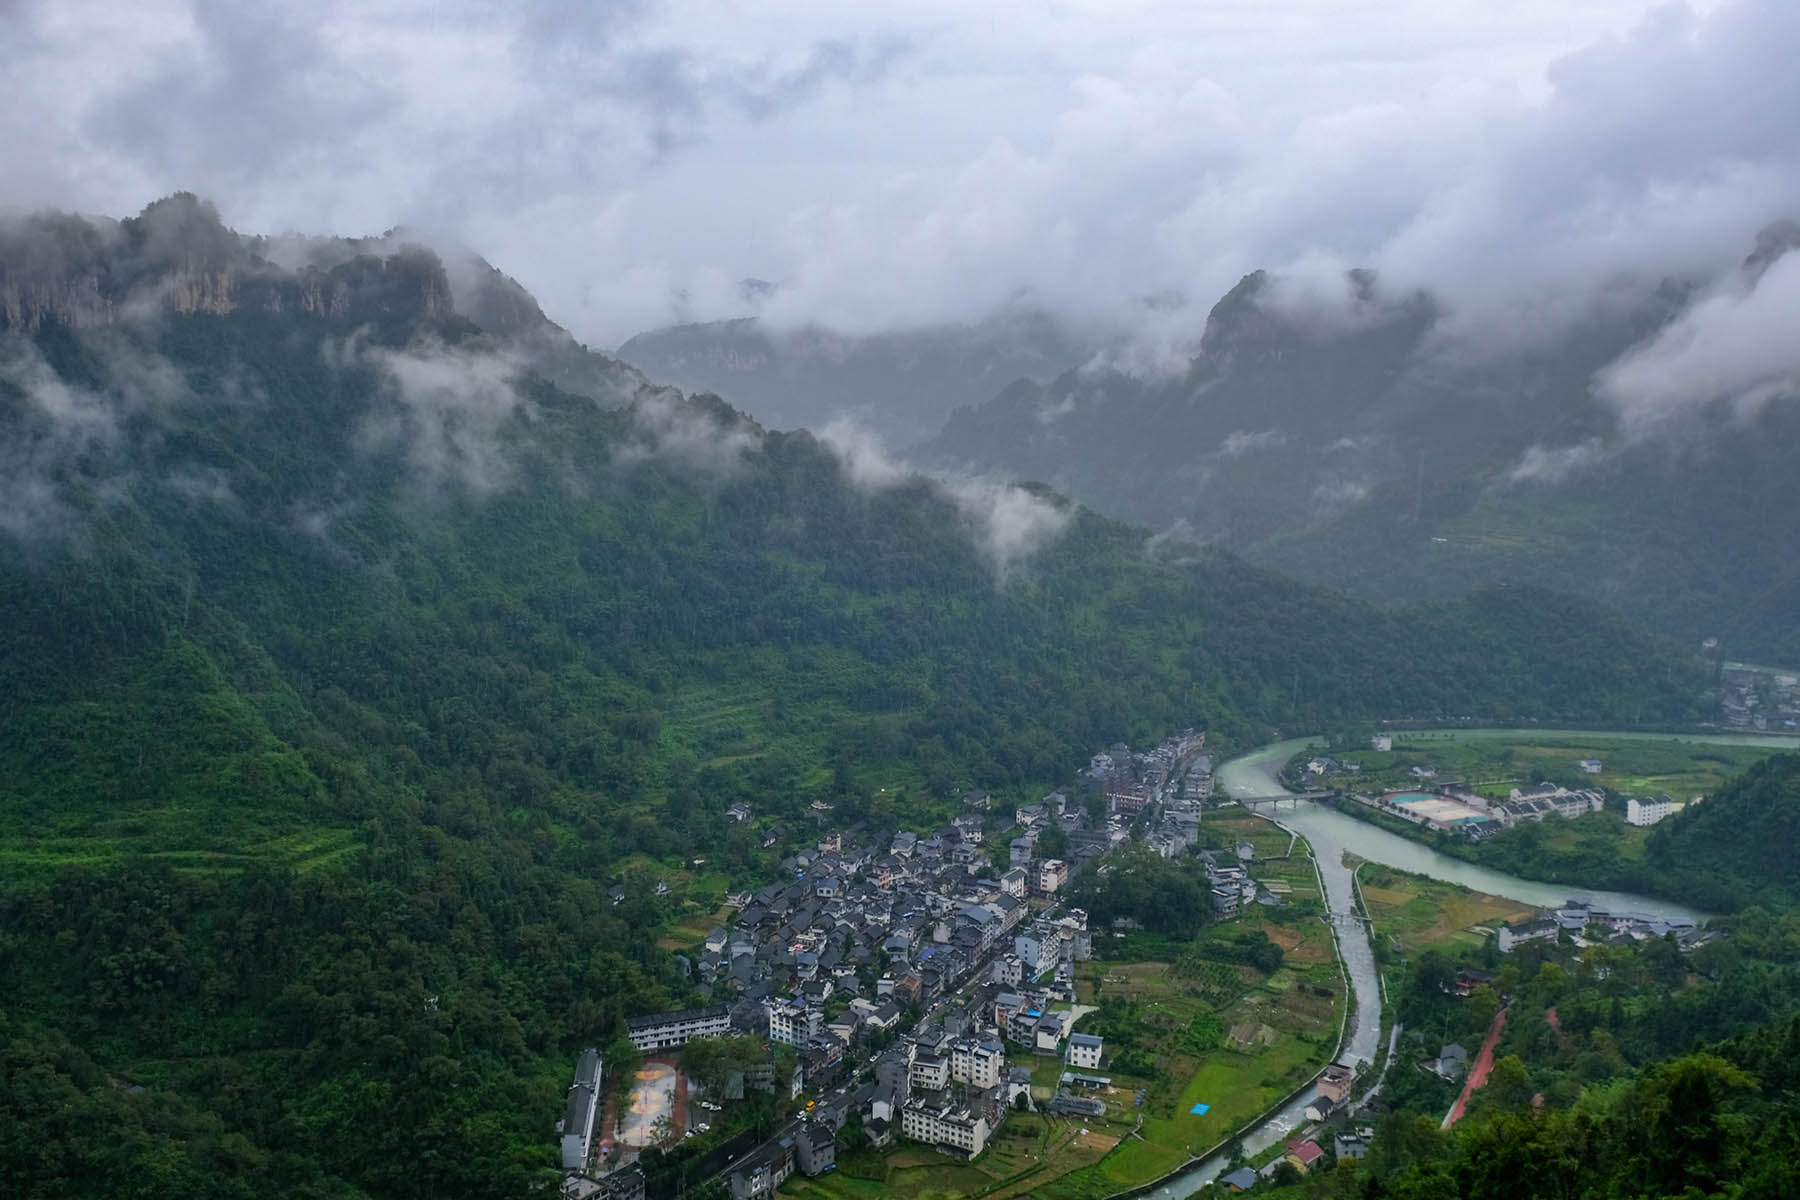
1142;728;1789;1197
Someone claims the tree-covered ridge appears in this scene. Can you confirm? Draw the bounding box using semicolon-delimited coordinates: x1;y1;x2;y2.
1647;753;1800;909
0;204;1714;1197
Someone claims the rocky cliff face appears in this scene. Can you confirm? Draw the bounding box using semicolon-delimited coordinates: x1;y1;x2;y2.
0;194;454;332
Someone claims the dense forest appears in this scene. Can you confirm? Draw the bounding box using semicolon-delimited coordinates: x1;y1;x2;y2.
0;200;1716;1197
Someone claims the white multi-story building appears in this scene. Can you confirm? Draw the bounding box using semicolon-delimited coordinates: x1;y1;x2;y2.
910;1053;950;1091
950;1037;1005;1089
1626;795;1678;826
766;999;821;1047
1065;1033;1103;1070
901;1099;993;1157
627;1006;731;1052
1552;789;1605;820
1014;928;1050;973
1497;917;1559;953
1037;859;1069;893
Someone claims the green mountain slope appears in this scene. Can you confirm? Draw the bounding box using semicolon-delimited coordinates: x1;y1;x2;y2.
0;198;1712;1197
1646;753;1800;910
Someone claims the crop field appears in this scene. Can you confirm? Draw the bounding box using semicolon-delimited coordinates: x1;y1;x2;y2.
1358;865;1537;956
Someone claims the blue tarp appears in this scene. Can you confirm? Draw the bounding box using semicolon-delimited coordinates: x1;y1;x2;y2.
1189;1102;1211;1115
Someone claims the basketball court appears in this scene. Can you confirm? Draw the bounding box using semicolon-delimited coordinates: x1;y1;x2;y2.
616;1062;678;1147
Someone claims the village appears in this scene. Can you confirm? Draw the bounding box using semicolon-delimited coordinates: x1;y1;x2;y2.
555;729;1249;1200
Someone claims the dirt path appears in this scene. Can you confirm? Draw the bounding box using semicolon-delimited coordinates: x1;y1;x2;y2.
1443;1005;1509;1128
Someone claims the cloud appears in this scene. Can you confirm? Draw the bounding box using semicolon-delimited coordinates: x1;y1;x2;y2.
616;388;763;477
5;0;1798;378
1217;429;1287;458
1144;517;1207;563
1507;438;1610;484
817;416;911;489
337;335;531;494
1594;247;1800;440
944;478;1074;577
1311;477;1372;509
816;416;1072;575
0;332;206;540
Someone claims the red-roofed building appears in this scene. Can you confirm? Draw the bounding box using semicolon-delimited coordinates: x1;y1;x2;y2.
1284;1139;1326;1173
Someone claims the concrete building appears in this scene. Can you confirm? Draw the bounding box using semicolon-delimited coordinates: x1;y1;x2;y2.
950;1037;1005;1089
1497;916;1560;953
909;1053;950;1091
1210;884;1241;919
560;1048;602;1170
626;1005;731;1052
1626;794;1678;826
901;1097;994;1158
1316;1060;1354;1105
729;1141;793;1200
794;1124;836;1176
1066;1032;1103;1070
767;998;822;1047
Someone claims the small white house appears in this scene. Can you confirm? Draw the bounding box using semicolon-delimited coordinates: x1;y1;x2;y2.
1371;735;1393;752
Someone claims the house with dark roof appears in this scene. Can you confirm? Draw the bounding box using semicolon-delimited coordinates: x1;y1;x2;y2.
1222;1166;1259;1192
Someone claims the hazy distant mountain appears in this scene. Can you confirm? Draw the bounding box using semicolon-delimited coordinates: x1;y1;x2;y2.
616;308;1098;443
922;240;1800;664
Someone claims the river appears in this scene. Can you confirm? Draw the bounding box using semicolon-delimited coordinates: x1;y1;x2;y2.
1143;729;1753;1197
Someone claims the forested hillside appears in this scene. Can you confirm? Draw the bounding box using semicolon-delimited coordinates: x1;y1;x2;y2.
0;198;1710;1197
1646;753;1800;910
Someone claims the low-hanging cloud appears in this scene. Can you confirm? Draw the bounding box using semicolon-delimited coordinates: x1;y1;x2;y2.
1506;437;1609;485
615;388;763;477
1595;248;1800;440
11;0;1800;363
334;335;531;495
1217;429;1287;458
0;331;211;540
816;417;1073;576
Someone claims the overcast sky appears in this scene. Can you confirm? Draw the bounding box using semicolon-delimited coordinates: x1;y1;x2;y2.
6;0;1797;351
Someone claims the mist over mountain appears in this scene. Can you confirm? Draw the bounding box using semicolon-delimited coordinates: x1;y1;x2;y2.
0;193;653;407
616;308;1097;444
920;227;1800;663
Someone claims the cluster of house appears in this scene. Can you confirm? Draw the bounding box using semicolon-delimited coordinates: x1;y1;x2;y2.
1495;899;1702;953
1720;664;1800;731
1199;844;1270;920
726;961;1114;1197
565;730;1216;1193
1490;783;1606;825
724;1124;838;1200
1216;1061;1362;1191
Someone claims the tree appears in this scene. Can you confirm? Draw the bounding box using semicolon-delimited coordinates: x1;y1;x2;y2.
1485;1055;1533;1111
1464;985;1499;1036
